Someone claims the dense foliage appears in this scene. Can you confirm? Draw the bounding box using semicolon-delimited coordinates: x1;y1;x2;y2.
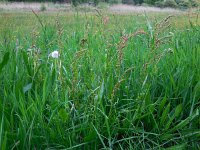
1;0;200;8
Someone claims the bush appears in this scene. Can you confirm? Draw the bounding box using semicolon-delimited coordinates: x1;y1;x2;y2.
94;0;99;6
108;0;122;4
122;0;135;4
190;0;200;7
178;0;191;8
143;0;160;5
155;1;165;7
163;0;178;8
72;0;79;7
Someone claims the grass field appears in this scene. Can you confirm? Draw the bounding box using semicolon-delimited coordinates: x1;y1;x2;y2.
0;9;200;149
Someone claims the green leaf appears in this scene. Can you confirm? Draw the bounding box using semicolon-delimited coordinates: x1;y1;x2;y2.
159;96;167;114
0;52;10;74
164;104;183;130
84;130;96;142
164;115;175;131
180;129;200;138
169;109;199;133
160;103;170;127
165;143;187;150
175;104;182;118
1;132;7;150
0;114;4;149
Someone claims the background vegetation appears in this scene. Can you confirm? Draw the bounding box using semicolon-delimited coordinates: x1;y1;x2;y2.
0;0;200;9
0;10;200;149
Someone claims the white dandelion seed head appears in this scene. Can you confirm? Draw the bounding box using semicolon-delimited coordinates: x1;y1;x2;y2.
50;50;59;58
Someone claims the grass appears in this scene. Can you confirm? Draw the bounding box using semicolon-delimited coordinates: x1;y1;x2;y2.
0;10;200;149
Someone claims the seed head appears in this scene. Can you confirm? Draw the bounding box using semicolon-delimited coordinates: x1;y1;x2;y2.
50;50;59;58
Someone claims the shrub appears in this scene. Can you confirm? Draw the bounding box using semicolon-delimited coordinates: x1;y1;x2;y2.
155;1;165;7
94;0;99;6
178;0;191;8
163;0;178;8
72;0;79;7
108;0;122;4
122;0;135;4
190;0;200;7
143;0;160;5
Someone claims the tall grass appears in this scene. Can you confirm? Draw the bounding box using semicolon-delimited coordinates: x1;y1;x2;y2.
0;11;199;149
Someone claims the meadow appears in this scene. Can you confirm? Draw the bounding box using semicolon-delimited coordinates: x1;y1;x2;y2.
0;9;200;149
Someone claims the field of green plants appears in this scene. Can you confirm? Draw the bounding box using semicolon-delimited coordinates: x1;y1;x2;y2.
0;10;200;149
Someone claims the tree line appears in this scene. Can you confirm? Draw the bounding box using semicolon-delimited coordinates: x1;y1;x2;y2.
2;0;200;8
